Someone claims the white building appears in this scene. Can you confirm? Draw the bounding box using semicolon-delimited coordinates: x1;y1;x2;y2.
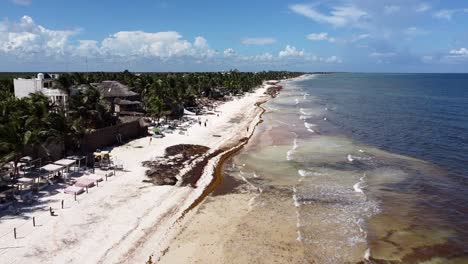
14;73;68;108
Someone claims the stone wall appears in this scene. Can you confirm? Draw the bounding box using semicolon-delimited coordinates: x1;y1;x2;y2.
79;118;148;153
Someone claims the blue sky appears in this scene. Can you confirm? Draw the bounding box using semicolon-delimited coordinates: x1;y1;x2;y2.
1;0;468;72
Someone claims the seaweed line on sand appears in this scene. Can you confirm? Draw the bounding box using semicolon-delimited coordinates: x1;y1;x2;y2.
154;96;272;262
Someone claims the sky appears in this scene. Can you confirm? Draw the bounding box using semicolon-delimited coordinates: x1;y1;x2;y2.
0;0;468;72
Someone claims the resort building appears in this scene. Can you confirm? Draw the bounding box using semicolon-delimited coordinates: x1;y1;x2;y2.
13;73;68;108
91;81;143;116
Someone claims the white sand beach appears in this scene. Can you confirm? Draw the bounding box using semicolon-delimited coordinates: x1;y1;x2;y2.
0;86;269;264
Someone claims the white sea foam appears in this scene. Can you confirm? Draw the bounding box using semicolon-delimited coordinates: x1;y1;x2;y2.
304;122;316;133
292;186;300;207
293;187;303;242
295;98;299;105
298;169;312;177
353;174;367;194
353;182;364;193
364;248;371;260
286;137;298;161
299;108;310;116
349;154;372;162
303;93;309;99
298;169;323;177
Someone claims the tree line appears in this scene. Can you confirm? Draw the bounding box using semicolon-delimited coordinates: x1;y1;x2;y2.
0;70;304;171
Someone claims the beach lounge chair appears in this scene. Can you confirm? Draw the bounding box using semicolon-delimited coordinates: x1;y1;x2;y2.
64;186;84;195
84;175;103;182
74;178;95;188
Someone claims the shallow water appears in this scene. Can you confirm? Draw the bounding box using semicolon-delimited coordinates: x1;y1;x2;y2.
222;74;468;263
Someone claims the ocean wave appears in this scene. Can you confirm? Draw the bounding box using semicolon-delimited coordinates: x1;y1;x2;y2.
353;174;367;194
295;98;300;105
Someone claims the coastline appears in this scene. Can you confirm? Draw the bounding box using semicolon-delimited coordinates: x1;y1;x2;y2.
157;77;308;264
0;83;274;263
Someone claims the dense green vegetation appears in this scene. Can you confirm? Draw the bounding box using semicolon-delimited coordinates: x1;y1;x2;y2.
0;70;304;170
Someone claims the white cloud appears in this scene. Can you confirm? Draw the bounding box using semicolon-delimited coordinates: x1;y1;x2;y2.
306;32;335;42
241;37;276;45
0;15;77;57
0;15;344;69
248;52;274;62
11;0;32;6
0;16;219;61
223;48;236;57
101;31;191;58
278;45;305;57
433;9;457;20
449;48;468;56
415;3;431;13
101;32;217;59
289;4;367;27
444;48;468;62
404;27;429;36
384;5;400;14
75;40;100;57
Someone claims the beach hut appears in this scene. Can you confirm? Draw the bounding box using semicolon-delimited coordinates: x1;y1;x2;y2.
39;164;65;182
66;155;88;170
54;159;77;175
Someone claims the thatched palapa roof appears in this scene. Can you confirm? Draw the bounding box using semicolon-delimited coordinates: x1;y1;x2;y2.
114;98;141;105
91;81;138;98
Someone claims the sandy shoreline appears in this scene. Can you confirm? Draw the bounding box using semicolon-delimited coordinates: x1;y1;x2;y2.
0;85;270;263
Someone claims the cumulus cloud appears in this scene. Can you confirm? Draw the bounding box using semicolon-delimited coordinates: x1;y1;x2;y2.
241;37;276;45
0;16;219;61
0;15;78;57
11;0;32;6
278;45;305;57
0;15;344;70
289;4;367;27
101;31;191;57
306;32;335;42
223;48;236;57
449;48;468;56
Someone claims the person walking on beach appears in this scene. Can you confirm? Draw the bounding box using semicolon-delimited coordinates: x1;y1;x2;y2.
149;136;152;145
